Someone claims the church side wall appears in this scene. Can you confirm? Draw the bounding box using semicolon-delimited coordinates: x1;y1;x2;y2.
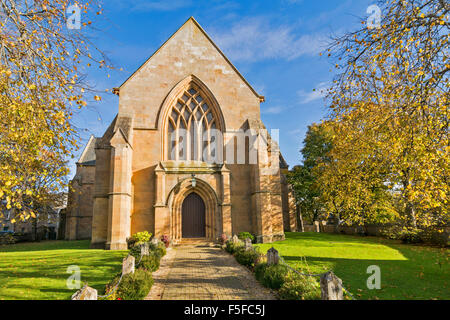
130;129;160;235
281;173;291;232
65;165;95;240
227;164;255;235
90;147;111;247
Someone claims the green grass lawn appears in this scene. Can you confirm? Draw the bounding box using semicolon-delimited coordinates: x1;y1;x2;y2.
0;240;127;300
255;232;449;300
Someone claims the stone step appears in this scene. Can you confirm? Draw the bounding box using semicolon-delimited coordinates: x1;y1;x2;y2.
176;238;216;246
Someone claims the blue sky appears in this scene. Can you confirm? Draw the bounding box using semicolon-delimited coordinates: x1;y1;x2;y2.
72;0;374;177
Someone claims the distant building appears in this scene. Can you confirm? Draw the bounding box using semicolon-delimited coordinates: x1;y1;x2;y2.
0;194;67;240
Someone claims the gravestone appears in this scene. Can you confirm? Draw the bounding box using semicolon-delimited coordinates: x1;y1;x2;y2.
140;243;149;256
244;238;253;251
122;255;135;275
71;285;98;300
267;247;279;265
320;271;343;300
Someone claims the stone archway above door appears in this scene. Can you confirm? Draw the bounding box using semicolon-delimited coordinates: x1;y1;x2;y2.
166;176;220;243
153;161;232;244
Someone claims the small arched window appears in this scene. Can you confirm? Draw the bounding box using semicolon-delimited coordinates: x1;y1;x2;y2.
167;86;221;162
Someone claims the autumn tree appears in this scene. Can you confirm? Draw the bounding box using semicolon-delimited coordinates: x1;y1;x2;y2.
316;118;398;227
323;0;449;229
288;123;333;224
0;0;107;224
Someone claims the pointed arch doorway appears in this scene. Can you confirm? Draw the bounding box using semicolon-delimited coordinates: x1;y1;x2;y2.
166;175;221;243
182;193;206;238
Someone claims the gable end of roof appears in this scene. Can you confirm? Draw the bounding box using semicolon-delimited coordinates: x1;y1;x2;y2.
115;17;264;102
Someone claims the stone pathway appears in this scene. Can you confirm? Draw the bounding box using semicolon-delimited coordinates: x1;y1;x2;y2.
145;244;276;300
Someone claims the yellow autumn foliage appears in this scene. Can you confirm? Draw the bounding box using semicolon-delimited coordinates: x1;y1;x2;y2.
0;1;108;222
321;0;449;228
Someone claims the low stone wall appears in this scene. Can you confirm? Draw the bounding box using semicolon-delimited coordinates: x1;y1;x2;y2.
303;225;316;233
303;223;389;236
321;225;336;233
304;223;450;243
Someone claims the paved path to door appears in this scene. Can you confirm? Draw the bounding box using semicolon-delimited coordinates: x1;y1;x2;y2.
145;245;276;300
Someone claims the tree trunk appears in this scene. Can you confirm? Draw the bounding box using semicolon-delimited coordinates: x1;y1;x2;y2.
313;209;319;222
333;212;340;233
405;202;417;228
402;173;417;229
296;205;305;232
32;218;38;242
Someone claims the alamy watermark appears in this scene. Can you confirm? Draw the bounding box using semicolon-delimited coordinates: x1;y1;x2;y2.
66;4;81;30
66;265;81;289
367;265;381;290
367;4;381;29
168;127;281;175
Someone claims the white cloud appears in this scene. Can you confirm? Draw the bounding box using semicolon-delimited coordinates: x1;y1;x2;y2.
289;128;303;135
210;17;327;62
297;81;330;104
262;106;284;114
135;0;192;11
110;0;192;12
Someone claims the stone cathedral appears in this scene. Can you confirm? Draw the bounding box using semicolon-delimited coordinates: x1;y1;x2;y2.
65;17;297;250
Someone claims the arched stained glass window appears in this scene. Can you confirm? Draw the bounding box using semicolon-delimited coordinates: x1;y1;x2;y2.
167;86;221;162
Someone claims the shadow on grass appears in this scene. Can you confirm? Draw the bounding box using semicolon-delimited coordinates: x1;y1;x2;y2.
275;232;398;246
0;239;132;299
0;240;92;252
0;254;123;279
259;232;450;300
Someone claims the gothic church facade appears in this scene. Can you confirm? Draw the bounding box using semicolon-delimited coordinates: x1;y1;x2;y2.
66;17;297;250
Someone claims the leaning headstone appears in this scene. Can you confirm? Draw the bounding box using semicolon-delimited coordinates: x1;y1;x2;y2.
122;255;135;275
244;238;253;251
140;242;149;256
267;247;279;265
320;271;343;300
71;285;98;300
